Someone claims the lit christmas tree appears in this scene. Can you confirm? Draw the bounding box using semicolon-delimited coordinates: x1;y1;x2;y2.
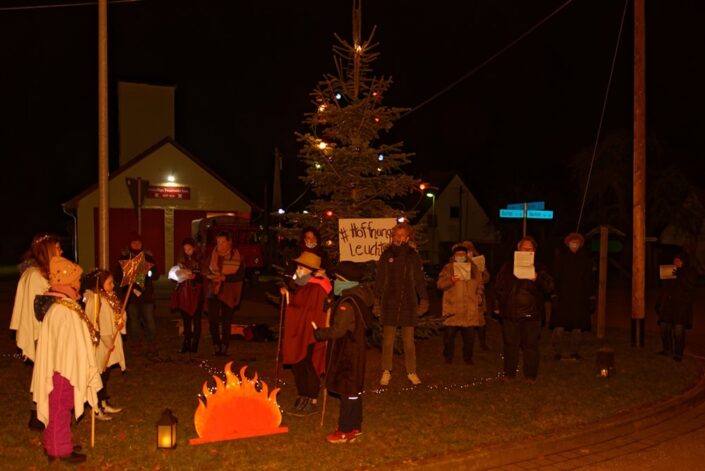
283;1;419;259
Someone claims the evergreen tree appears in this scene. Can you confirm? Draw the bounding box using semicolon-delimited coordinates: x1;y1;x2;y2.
282;2;419;260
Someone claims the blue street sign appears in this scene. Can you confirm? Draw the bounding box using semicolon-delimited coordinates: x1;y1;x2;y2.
499;209;525;218
507;201;545;210
500;209;554;219
526;209;554;220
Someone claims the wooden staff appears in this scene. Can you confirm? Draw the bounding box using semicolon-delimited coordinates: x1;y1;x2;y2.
102;280;134;371
91;278;100;448
274;292;287;386
319;306;332;429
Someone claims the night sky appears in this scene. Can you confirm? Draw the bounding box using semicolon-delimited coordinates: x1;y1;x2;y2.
2;0;704;263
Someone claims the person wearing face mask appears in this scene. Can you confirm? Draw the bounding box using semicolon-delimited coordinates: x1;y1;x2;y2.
550;232;595;361
313;261;374;443
655;252;698;362
285;227;333;287
374;223;429;386
494;236;554;383
437;243;490;365
32;256;102;464
279;252;332;415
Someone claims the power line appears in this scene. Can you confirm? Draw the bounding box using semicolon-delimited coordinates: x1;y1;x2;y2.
401;0;574;119
576;0;629;233
0;0;141;12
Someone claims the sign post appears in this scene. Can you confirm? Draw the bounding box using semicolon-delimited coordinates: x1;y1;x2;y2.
499;202;554;237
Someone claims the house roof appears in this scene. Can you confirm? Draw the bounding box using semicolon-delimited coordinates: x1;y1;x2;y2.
63;137;261;211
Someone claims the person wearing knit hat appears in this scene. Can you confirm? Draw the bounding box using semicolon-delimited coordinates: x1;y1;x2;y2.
437;243;491;366
550;232;594;361
32;256;102;464
459;240;491;350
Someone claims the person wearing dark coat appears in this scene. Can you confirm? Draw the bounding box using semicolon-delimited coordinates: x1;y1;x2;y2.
494;236;555;383
550;232;595;361
374;223;429;386
113;232;160;357
655;252;698;362
314;261;374;444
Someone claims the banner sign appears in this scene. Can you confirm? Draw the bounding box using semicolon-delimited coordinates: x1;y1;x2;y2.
147;185;191;200
338;218;396;262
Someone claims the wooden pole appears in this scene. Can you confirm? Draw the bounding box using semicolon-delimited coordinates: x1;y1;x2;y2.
597;225;608;339
632;0;646;346
91;278;101;448
98;0;109;269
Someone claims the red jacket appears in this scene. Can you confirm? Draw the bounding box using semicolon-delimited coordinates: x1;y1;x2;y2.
282;277;331;376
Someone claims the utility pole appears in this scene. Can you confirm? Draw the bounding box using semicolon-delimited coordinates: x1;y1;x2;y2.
98;0;110;269
632;0;646;347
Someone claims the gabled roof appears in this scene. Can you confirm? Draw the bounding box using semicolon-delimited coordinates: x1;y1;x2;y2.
64;137;261;210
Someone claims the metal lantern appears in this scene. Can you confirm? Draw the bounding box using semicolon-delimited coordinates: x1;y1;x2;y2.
596;347;616;378
156;408;178;449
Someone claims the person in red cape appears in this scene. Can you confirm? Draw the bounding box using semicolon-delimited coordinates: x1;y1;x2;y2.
280;251;331;416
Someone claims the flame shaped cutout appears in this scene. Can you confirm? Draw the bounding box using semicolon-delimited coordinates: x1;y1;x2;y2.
189;362;288;444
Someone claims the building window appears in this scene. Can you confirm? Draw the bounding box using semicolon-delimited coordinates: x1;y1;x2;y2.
450;206;459;219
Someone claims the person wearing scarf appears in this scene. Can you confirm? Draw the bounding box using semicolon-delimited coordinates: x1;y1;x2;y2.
205;230;244;356
280;251;332;416
31;256;102;464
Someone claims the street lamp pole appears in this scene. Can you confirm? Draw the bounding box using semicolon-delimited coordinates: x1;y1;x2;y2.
426;191;437;263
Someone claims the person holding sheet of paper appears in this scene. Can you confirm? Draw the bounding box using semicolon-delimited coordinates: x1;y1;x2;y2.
654;252;698;362
460;240;491;350
437;243;490;365
494;236;554;383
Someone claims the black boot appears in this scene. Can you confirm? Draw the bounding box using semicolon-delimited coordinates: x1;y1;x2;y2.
179;339;190;354
191;338;199;353
29;409;44;431
222;344;229;356
214;344;223;356
478;326;490;351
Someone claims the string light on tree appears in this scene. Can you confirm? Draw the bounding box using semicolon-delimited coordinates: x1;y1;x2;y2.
281;0;420;257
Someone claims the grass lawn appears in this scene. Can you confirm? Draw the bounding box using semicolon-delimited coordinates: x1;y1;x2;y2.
0;304;698;471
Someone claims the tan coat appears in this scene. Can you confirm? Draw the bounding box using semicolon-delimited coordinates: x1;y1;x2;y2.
437;261;489;327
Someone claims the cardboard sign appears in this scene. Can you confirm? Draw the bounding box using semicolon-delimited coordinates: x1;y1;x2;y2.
338;218;396;262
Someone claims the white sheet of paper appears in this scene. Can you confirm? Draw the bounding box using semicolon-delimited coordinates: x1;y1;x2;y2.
513;251;535;280
659;264;676;280
453;262;472;281
471;255;485;273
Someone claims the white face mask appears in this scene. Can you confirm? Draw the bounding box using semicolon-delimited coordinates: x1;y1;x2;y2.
454;256;467;263
304;241;317;249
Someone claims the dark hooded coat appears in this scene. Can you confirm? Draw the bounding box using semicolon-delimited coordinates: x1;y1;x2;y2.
315;284;374;396
550;246;594;331
655;254;698;329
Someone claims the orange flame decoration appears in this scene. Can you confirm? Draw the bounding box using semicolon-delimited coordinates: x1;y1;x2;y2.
189;362;288;444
